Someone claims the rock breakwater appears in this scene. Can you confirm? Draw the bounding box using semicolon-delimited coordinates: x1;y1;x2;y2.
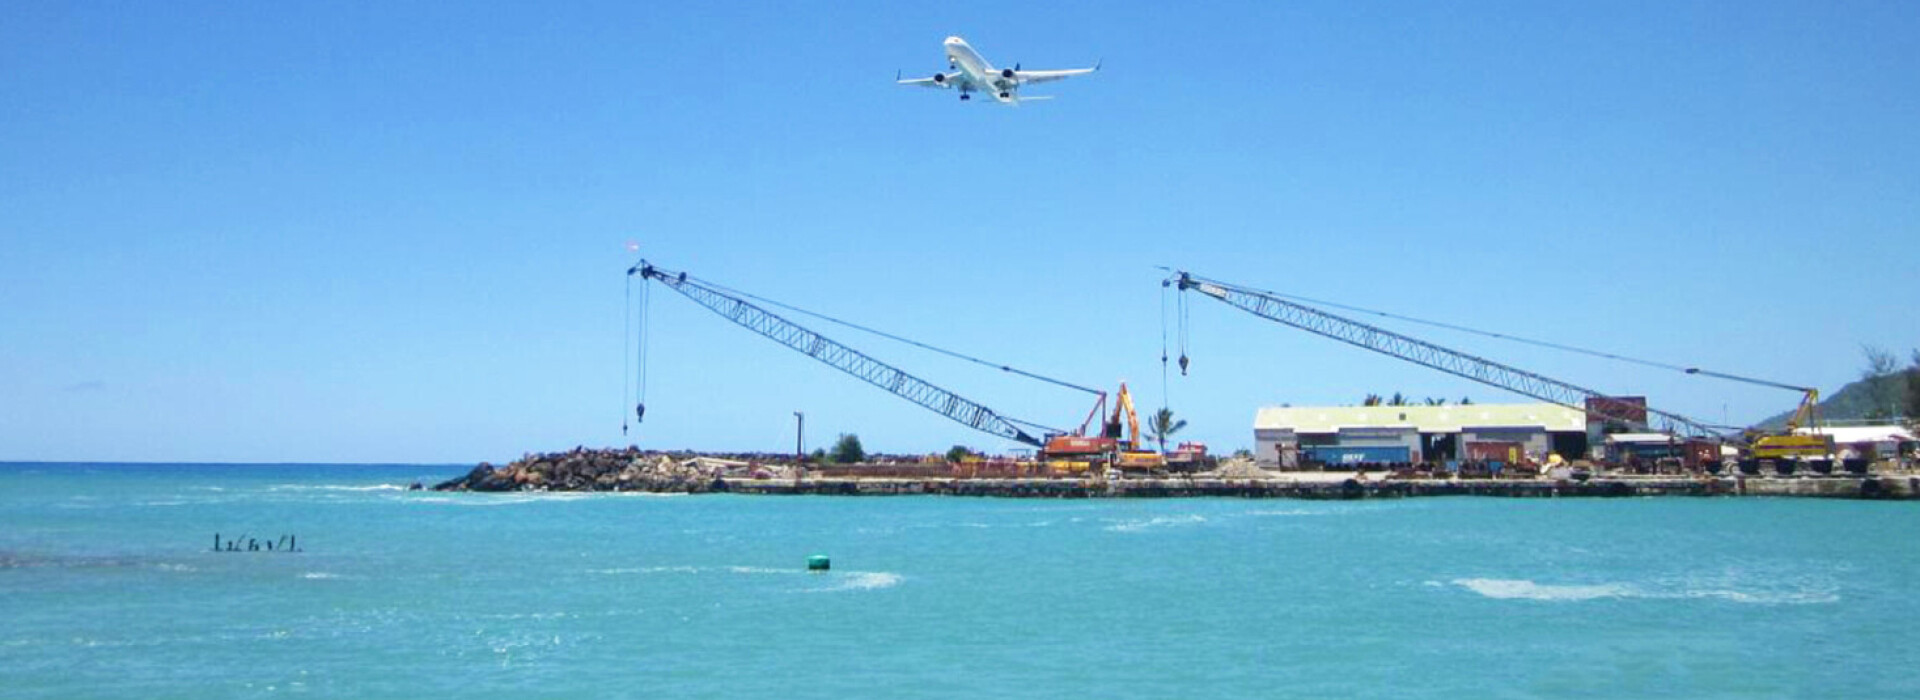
433;447;741;493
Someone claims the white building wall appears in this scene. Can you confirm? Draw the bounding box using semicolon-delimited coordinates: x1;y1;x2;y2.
1255;428;1295;468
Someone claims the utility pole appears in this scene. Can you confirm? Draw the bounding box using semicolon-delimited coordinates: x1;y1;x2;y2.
793;411;805;460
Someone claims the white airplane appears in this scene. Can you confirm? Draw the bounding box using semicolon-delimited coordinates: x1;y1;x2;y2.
897;36;1099;104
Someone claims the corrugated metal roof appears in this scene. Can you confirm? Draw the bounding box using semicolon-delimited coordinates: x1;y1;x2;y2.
1254;403;1587;433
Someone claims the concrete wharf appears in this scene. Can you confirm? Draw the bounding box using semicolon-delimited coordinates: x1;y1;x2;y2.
718;475;1920;500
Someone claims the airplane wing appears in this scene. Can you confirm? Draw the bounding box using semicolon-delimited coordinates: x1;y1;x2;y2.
1013;63;1099;85
896;71;960;89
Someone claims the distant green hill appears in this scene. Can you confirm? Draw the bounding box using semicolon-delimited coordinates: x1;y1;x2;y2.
1755;371;1911;428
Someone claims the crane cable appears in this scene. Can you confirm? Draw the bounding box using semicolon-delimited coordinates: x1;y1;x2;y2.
636;276;651;425
623;273;631;435
689;274;1105;398
1177;282;1190;376
624;271;651;433
1159;281;1171;419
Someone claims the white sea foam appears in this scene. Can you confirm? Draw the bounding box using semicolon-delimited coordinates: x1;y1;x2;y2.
270;484;410;492
413;491;686;505
590;564;897;592
727;566;794;575
301;572;340;580
1451;578;1839;605
1454;578;1632;601
807;571;903;592
651;565;708;574
1105;514;1207;532
1241;508;1323;518
423;495;568;506
1663;586;1840;605
589;565;790;576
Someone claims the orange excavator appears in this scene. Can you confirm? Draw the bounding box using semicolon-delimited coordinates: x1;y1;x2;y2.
1041;383;1166;473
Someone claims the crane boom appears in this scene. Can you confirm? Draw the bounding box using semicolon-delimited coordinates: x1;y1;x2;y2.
1174;272;1731;443
632;261;1046;447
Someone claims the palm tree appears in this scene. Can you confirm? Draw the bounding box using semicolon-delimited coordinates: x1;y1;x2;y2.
1362;393;1383;406
1149;407;1188;452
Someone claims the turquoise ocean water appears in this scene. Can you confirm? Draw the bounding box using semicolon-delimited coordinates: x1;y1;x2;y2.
3;463;1916;698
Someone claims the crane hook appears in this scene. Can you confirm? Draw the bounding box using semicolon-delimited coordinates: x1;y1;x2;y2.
635;402;646;423
1178;354;1189;376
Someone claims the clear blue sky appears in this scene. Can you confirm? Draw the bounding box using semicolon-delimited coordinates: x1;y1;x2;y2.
4;1;1915;463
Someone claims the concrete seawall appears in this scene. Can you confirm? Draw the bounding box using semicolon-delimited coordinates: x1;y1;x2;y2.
718;475;1920;500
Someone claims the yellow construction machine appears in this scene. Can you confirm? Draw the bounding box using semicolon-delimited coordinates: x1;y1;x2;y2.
1748;387;1835;459
1108;384;1168;472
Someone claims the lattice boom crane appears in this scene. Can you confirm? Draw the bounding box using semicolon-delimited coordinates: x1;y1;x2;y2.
630;261;1050;447
1173;271;1733;443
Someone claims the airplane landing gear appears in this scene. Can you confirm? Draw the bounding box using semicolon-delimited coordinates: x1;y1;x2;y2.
960;93;971;101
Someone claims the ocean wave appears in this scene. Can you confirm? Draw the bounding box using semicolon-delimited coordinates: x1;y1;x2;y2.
1105;514;1207;532
1241;508;1325;518
1453;578;1632;601
408;495;571;506
587;566;703;575
1661;585;1840;605
1450;578;1838;605
584;564;895;592
301;572;341;580
727;566;795;575
411;491;688;506
269;484;411;492
587;565;794;576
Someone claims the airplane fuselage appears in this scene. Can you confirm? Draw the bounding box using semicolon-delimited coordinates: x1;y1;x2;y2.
944;37;1006;95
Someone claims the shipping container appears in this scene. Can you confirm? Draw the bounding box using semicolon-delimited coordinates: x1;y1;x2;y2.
1684;441;1721;469
1042;435;1117;456
1465;441;1523;463
1303;446;1410;465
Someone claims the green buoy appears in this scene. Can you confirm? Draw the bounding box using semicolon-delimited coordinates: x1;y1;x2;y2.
807;554;830;572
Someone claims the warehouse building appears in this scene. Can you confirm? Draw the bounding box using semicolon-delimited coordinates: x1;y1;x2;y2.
1253;403;1590;470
